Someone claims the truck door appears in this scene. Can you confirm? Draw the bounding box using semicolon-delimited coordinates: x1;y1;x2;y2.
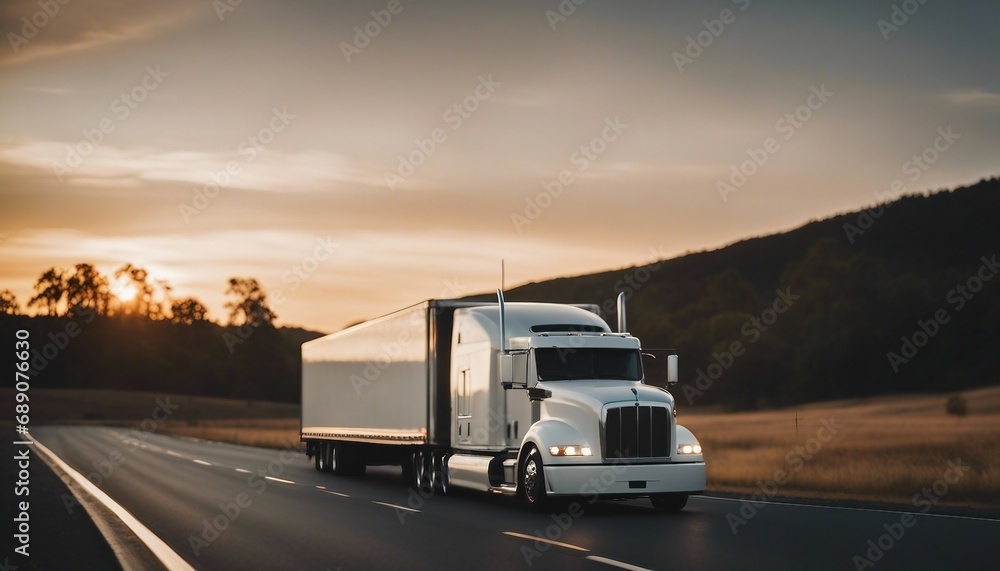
504;350;535;448
456;366;472;445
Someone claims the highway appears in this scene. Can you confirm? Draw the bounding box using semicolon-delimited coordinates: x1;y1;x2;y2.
26;425;1000;570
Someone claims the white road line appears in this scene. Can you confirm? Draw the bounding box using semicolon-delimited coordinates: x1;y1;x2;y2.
321;489;350;498
192;459;212;466
502;531;589;552
585;555;652;571
235;468;252;474
165;450;183;457
372;501;420;513
265;476;295;484
697;496;1000;523
30;435;196;571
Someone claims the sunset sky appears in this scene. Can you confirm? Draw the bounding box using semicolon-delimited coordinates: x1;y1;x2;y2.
2;0;998;332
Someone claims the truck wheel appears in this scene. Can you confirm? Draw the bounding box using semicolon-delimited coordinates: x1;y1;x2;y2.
650;493;688;512
404;450;432;493
431;453;448;495
521;447;548;511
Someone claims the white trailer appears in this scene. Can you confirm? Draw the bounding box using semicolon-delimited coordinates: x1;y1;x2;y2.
301;293;705;511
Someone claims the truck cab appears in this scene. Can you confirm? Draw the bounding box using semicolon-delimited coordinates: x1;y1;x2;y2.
445;297;706;511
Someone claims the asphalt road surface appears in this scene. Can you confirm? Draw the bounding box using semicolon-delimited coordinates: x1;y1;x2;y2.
21;426;1000;570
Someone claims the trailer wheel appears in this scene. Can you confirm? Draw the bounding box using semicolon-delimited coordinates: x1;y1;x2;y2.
401;450;417;486
650;493;688;512
521;447;548;512
314;442;333;473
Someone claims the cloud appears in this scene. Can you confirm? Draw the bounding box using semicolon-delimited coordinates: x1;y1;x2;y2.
0;0;201;67
943;89;1000;107
0;140;385;192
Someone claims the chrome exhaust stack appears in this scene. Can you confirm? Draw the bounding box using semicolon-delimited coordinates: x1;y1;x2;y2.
617;292;627;334
497;289;507;352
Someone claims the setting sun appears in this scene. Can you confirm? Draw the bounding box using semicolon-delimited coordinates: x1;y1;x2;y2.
112;280;138;304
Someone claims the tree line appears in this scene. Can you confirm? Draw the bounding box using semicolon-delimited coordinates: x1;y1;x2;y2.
0;263;277;328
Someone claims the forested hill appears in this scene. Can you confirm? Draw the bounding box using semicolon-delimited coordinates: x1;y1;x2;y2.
496;177;1000;409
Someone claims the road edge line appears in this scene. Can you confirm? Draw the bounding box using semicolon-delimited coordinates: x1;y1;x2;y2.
30;434;197;571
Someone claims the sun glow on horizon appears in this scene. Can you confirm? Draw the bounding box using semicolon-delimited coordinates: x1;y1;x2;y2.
111;279;138;304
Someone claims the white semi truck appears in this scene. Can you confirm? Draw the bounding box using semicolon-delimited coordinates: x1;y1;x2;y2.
301;292;705;511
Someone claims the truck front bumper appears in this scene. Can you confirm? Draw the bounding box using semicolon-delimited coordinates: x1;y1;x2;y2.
544;461;706;497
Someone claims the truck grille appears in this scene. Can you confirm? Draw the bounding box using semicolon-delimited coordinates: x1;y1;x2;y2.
604;405;670;459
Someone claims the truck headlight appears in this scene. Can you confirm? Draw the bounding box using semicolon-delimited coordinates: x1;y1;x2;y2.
549;445;592;456
678;444;702;455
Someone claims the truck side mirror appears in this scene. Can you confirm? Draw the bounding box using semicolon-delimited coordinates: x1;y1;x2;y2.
500;354;513;389
500;350;529;389
667;354;678;387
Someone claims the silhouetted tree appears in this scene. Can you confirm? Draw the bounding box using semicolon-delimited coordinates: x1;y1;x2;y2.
66;263;112;316
0;290;20;315
225;277;277;327
170;298;210;324
28;267;66;316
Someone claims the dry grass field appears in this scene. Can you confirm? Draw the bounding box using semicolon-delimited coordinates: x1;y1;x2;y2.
160;418;302;449
10;386;999;507
681;385;1000;507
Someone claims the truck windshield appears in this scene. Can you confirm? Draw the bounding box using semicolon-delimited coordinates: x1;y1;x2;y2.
535;348;641;381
